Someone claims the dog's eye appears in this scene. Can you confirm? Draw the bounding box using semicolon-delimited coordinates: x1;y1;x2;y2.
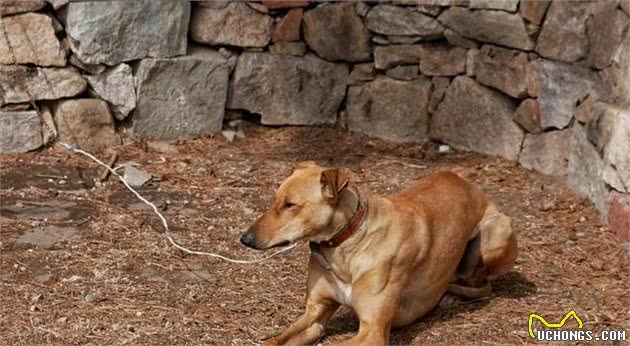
283;201;296;209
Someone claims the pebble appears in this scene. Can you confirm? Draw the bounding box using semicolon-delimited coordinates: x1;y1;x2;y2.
578;216;587;223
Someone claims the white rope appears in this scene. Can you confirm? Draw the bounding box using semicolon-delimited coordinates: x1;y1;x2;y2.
58;142;297;264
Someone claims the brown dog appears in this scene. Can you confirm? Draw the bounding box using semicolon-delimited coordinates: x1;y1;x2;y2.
240;162;517;345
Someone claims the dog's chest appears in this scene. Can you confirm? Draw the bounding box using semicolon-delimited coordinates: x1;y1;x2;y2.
332;277;353;305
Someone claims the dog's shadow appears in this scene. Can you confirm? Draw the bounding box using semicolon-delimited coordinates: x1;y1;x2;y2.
325;272;536;344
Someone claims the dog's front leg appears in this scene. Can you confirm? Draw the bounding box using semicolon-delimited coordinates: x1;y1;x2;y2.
265;258;340;346
337;267;404;346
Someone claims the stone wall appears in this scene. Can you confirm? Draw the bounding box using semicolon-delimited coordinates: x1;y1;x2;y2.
0;0;629;240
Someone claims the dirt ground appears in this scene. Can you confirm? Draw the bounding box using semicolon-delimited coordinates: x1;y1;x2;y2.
1;124;628;346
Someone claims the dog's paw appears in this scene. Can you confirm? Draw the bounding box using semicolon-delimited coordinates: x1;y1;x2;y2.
438;293;462;309
262;338;282;346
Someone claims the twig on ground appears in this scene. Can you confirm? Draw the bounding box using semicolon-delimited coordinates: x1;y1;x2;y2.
35;174;68;180
58;142;297;264
99;152;118;182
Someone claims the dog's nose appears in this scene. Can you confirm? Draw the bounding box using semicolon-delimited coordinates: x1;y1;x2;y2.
240;231;257;248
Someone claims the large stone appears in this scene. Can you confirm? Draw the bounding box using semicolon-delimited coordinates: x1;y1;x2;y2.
0;13;66;66
587;3;629;70
438;7;534;50
272;8;302;43
0;0;45;16
348;63;376;85
443;28;477;49
528;60;601;130
228;53;348;125
133;49;230;140
52;99;120;152
262;0;308;9
469;0;519;12
608;193;630;240
587;103;630;191
269;41;307;56
190;2;272;48
535;1;593;62
303;3;371;62
519;130;571;176
85;64;136;121
419;44;466;76
374;44;422;69
347;76;432;143
0;111;42;154
366;5;444;39
475;45;529;98
600;29;630;106
568;125;609;213
64;0;190;65
519;0;550;25
385;65;419;81
513;99;542;134
0;66;86;106
430;76;524;160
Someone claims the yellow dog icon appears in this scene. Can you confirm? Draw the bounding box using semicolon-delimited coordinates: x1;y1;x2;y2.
528;310;584;338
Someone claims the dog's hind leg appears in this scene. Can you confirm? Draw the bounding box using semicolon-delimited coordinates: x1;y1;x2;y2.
449;205;517;299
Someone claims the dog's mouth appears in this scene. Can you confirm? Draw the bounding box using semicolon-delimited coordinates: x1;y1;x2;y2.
267;239;291;249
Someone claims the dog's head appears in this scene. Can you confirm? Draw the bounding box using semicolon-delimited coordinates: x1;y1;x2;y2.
240;161;353;250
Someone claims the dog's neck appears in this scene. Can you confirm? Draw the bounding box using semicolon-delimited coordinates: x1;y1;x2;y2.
310;186;368;271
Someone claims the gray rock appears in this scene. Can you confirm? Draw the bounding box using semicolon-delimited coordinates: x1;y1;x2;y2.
385;65;419;81
190;2;271;48
366;5;444;39
52;99;120;152
600;29;630;107
269;42;307;56
0;13;66;66
40;104;56;145
466;48;479;77
228;53;348;126
0;111;42;154
86;64;136;121
513;99;542;134
519;130;571;176
475;44;529;98
347;76;432;143
374;44;422;69
355;1;371;17
519;0;550;25
133;48;230;140
387;35;423;44
0;66;86;106
575;94;599;124
64;0;190;65
349;63;376;85
429;77;450;113
535;1;593;62
16;226;80;249
419;43;466;76
303;3;371;62
0;0;45;16
528;60;601;130
568;125;610;213
587;3;629;70
69;55;106;75
430;76;524;160
622;0;630;16
46;0;68;10
444;29;478;49
469;0;519;12
124;166;152;187
438;7;534;50
587;103;630;191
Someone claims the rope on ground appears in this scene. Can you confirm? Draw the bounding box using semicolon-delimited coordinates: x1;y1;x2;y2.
58;142;297;264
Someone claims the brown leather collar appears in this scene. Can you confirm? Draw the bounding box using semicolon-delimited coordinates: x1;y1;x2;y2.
319;192;368;248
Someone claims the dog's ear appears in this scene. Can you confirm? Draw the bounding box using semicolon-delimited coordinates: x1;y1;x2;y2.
294;160;318;171
321;168;350;202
